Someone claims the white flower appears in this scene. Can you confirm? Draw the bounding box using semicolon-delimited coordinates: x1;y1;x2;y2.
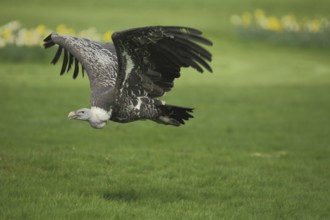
230;15;241;26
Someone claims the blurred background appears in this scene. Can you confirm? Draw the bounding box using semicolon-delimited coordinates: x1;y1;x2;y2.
0;0;330;219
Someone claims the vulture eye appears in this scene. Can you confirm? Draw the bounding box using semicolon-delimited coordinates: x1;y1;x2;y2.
81;111;85;114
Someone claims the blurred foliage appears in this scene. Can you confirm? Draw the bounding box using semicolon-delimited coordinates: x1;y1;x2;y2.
0;21;113;62
231;9;330;47
0;21;113;48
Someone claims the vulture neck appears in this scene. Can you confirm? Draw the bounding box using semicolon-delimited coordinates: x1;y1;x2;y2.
89;107;111;129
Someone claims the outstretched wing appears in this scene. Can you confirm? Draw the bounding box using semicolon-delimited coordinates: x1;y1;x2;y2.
44;33;118;109
111;26;212;98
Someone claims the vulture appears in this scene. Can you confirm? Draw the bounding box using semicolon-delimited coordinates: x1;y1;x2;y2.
44;26;213;128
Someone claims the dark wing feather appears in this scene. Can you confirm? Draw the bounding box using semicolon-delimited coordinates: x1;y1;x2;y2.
51;46;63;65
81;64;85;77
45;35;83;79
67;53;74;72
112;26;213;98
73;58;79;79
60;48;68;75
170;32;213;46
44;41;55;48
174;37;212;61
165;26;203;35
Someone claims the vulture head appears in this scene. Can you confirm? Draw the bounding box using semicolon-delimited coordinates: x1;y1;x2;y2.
68;107;111;129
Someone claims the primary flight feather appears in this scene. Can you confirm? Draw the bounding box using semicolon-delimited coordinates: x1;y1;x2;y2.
44;26;213;128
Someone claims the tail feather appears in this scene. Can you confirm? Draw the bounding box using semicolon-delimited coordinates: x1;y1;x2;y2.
156;104;194;126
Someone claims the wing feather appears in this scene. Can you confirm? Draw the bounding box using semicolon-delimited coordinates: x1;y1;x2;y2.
60;49;68;75
158;39;207;73
112;26;213;98
44;41;55;48
165;26;203;35
44;33;117;87
81;64;85;77
169;32;213;46
67;53;74;72
51;46;63;65
174;37;212;61
44;33;118;110
73;58;79;79
173;43;213;72
156;43;190;67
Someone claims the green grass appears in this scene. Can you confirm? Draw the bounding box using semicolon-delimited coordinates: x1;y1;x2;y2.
1;0;330;219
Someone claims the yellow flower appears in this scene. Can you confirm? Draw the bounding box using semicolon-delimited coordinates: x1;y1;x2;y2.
254;9;265;19
2;28;12;39
36;24;47;35
241;12;253;27
254;9;268;29
102;30;113;42
309;19;321;33
1;28;15;44
267;16;282;32
56;24;75;36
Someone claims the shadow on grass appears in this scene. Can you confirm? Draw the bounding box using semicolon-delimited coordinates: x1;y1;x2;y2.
102;189;138;202
101;188;189;203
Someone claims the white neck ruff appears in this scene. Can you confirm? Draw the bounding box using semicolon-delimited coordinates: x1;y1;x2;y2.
90;106;111;122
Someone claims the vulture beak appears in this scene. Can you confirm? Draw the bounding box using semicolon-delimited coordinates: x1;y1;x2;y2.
68;111;76;119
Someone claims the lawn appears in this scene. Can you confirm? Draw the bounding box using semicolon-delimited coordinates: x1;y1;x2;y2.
1;0;330;219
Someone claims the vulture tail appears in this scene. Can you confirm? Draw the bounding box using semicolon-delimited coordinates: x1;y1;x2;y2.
156;104;194;126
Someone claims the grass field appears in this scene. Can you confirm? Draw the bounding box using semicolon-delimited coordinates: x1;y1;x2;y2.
1;0;330;219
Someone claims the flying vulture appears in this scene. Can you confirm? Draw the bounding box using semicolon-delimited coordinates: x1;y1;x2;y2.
44;26;213;128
